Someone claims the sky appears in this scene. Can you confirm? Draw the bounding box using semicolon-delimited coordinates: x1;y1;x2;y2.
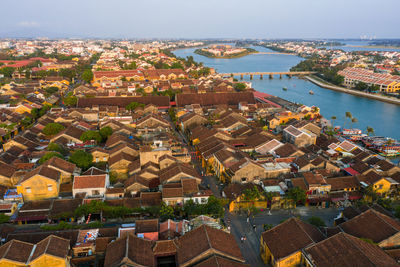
0;0;399;39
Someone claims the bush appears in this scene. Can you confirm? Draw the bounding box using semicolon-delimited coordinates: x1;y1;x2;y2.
307;216;326;227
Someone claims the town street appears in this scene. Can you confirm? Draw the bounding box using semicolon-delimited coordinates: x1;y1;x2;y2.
226;207;339;266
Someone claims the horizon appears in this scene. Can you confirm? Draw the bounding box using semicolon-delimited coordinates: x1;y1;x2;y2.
1;0;399;39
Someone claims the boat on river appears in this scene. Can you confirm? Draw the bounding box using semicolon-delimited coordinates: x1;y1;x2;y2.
282;87;287;91
309;90;314;95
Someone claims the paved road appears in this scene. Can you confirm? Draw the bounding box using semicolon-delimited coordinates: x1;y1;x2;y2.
226;206;339;266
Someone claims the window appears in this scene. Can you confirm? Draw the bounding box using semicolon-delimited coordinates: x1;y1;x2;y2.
48;185;53;191
96;157;99;163
241;177;247;183
103;157;107;161
92;190;100;196
26;187;31;193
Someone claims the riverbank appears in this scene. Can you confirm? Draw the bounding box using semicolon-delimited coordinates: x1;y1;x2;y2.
305;76;400;106
347;45;400;49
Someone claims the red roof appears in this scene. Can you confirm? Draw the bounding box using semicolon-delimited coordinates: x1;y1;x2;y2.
344;167;360;176
73;175;107;189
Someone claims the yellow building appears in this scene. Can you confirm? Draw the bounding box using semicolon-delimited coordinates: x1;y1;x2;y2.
0;235;70;267
372;177;393;195
260;217;324;267
17;166;61;201
269;111;301;129
384;81;400;93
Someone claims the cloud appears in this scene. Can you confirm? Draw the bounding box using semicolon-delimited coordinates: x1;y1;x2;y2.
18;21;40;27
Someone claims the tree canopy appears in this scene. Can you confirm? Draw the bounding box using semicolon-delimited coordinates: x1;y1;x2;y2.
39;151;64;164
69;150;93;169
42;123;65;136
286;187;306;204
82;69;93;83
80;130;102;143
126;101;145;111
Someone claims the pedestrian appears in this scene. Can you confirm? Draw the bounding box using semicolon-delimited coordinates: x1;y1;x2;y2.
246;217;249;223
240;237;244;243
253;224;256;230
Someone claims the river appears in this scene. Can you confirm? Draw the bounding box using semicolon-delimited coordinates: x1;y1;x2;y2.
173;45;400;143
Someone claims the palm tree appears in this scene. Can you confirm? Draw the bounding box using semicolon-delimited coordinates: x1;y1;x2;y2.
344;111;352;129
366;126;374;136
350;117;358;129
330;116;337;128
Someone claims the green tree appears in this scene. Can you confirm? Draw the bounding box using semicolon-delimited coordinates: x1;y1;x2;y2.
44;86;59;95
286;187;306;204
69;150;93;169
330;116;337;127
21;116;33;127
63;95;77;107
80;130;102;143
126;101;145;111
123;61;137;70
47;142;67;155
0;67;15;78
204;196;225;217
234;83;247;91
355;82;368;91
242;186;262;201
307;216;326;227
0;214;10;223
170;62;184;70
82;69;93;83
59;68;76;80
39;151;63;164
42;123;65;136
160;202;174;220
99;126;113;142
366;126;375;136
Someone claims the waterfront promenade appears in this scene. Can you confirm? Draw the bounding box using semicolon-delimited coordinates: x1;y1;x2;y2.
306;76;400;106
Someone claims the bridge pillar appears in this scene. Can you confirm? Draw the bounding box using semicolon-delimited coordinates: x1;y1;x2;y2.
250;74;253;80
260;74;263;79
269;74;273;79
240;74;243;80
279;74;282;79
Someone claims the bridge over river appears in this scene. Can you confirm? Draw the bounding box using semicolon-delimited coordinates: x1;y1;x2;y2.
219;71;316;79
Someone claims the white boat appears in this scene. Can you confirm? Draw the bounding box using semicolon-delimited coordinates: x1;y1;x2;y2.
309;90;314;95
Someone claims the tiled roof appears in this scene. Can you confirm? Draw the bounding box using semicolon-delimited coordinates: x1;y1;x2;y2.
19;165;61;184
176;92;255;107
339;209;400;243
304;232;398;267
73;175;107;189
30;235;70;261
77;96;170;108
194;255;250;267
261;217;324;260
176;225;244;265
0;239;34;263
